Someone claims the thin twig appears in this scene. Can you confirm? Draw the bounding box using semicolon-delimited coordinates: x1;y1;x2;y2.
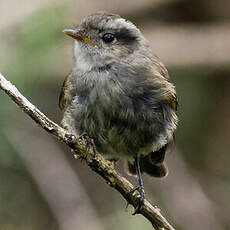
0;72;175;230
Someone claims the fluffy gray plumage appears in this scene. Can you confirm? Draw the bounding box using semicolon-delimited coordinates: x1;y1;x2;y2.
60;12;178;178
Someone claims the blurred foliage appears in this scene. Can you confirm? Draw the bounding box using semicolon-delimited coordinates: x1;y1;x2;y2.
0;5;69;230
3;5;67;85
173;67;215;162
1;4;69;134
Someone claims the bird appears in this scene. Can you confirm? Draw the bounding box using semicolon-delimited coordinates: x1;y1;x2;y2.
59;12;178;214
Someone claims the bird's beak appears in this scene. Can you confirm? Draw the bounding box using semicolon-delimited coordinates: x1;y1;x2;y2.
63;29;96;46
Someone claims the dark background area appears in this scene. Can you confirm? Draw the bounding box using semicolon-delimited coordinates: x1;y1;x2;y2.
0;0;230;229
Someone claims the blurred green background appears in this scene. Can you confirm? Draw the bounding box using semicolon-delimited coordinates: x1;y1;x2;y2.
0;0;230;229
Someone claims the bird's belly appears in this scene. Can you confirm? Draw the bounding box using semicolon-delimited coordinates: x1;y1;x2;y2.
71;94;175;158
78;111;169;158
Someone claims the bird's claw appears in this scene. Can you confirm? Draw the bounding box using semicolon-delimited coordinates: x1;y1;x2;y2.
65;133;76;143
78;132;97;160
127;185;145;215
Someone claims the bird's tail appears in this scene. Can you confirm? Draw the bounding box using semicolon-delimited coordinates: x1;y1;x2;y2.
125;144;170;178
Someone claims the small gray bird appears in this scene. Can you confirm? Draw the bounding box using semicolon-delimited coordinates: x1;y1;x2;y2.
60;12;178;214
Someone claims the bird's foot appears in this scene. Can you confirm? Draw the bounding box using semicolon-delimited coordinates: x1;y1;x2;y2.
78;132;97;160
127;185;145;215
65;133;77;146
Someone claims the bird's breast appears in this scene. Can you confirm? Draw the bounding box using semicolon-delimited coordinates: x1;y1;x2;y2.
72;66;177;157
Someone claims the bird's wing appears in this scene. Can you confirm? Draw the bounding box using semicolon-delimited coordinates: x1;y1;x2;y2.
59;72;75;111
168;94;178;111
152;54;170;80
151;55;178;112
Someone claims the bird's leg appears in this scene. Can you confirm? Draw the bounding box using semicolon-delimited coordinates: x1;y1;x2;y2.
128;156;145;215
78;132;97;160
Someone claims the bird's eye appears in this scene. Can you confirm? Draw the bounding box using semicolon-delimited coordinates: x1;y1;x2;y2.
102;33;115;43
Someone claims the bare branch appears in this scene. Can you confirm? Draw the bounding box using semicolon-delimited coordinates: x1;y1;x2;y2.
0;72;175;230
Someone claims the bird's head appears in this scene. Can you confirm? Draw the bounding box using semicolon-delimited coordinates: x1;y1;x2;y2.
63;12;148;67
